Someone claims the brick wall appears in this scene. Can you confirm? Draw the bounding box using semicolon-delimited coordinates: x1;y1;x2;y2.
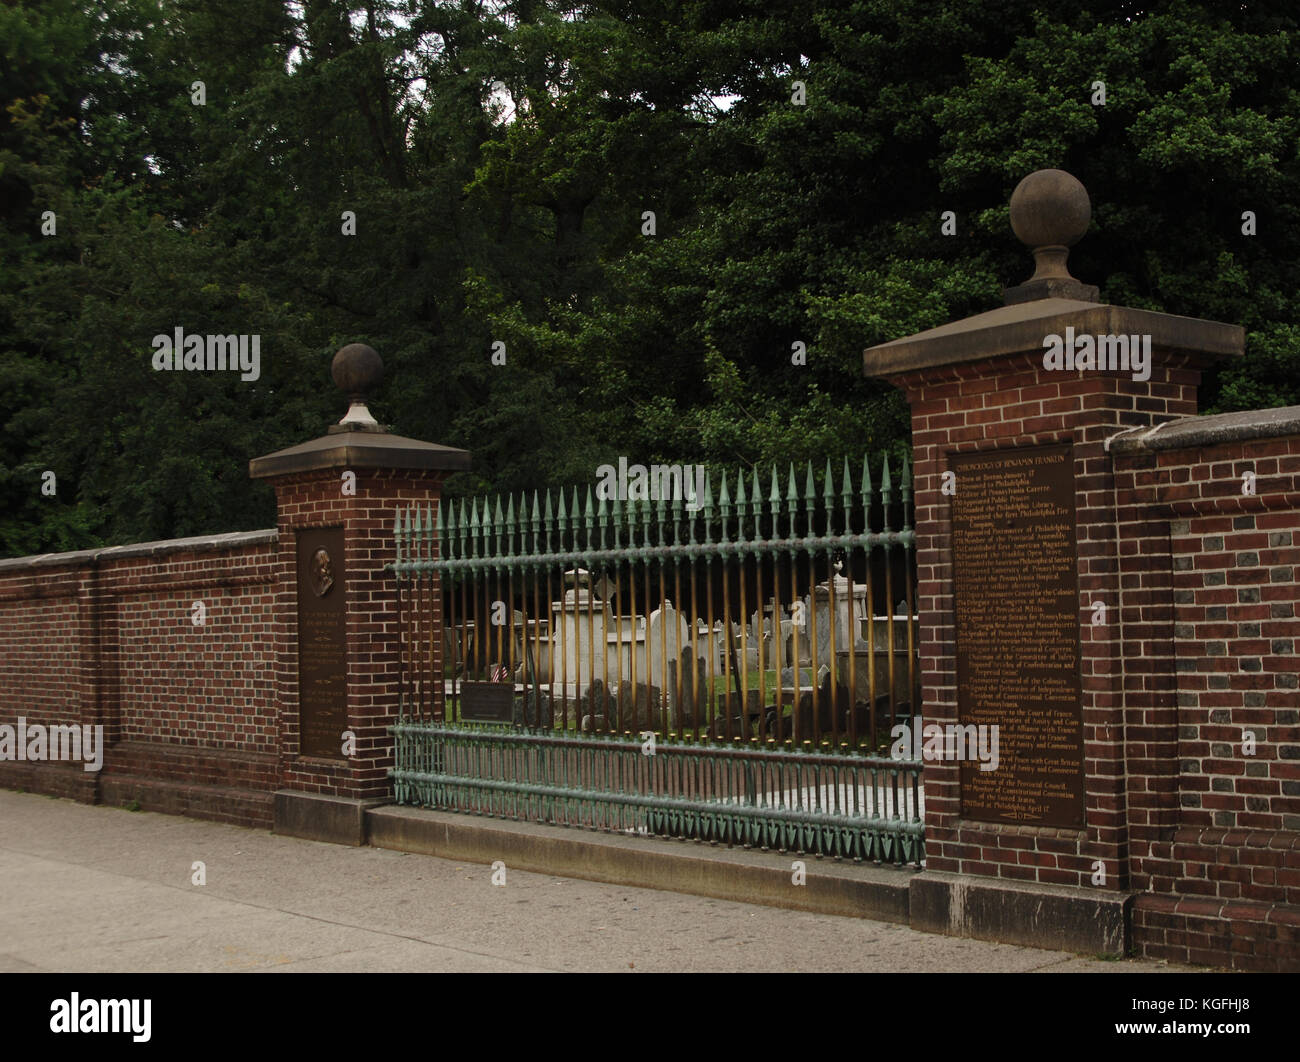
2;417;459;828
0;531;281;824
1110;420;1300;969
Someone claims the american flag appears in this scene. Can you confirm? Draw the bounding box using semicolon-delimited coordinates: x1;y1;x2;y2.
489;663;510;683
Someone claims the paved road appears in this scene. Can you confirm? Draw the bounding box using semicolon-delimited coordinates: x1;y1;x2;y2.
0;790;1188;973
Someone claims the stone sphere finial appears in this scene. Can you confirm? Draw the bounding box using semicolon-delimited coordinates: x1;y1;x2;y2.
330;343;384;432
332;342;383;398
1010;169;1091;248
1003;169;1099;304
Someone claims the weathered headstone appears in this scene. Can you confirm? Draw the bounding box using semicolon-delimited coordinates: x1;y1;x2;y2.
645;602;689;692
613;682;662;731
579;678;616;731
668;648;708;731
517;686;551;727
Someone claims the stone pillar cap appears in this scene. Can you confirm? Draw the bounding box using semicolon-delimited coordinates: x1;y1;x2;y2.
249;342;471;478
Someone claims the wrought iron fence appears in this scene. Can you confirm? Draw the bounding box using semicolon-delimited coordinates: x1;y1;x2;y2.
390;456;923;864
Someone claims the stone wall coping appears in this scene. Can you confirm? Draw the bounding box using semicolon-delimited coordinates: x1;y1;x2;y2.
1107;404;1300;455
0;528;279;574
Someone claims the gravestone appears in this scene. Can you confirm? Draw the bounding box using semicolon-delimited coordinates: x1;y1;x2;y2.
578;677;616;732
667;648;708;731
613;682;662;731
518;686;551;728
645;602;689;692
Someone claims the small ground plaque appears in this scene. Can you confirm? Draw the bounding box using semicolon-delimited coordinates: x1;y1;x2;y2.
297;527;347;759
951;443;1085;827
459;682;516;724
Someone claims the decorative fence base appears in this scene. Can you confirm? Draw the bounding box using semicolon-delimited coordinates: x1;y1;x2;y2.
391;722;925;865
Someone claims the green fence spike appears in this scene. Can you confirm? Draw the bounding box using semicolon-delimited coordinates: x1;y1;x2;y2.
458;498;468;562
505;494;516;562
584;484;596;556
699;469;712;545
469;498;480;559
786;463;798;539
752;467;763;540
425;502;434;567
556;489;568;558
671;476;683;547
611;491;622;550
395;508;405;570
880;454;893;532
733;469;746;542
596;484;608;551
570;486;581;555
823;459;835;536
530;490;541;555
446;499;457;562
857;455;868;535
769;465;781;535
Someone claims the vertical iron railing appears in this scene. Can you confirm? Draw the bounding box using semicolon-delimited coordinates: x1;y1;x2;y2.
390;456;922;863
395;457;917;749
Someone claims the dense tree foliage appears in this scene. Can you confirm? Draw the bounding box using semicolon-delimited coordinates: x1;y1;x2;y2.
2;0;1297;555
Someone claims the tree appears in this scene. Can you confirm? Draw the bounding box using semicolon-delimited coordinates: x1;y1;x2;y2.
2;0;1297;556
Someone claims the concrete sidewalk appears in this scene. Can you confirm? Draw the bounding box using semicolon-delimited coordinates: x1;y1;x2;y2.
0;790;1189;973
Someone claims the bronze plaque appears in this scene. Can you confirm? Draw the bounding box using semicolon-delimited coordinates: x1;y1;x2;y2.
951;444;1085;827
297;527;347;759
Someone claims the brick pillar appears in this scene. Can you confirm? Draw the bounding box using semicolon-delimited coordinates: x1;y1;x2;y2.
250;344;469;844
863;170;1243;953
